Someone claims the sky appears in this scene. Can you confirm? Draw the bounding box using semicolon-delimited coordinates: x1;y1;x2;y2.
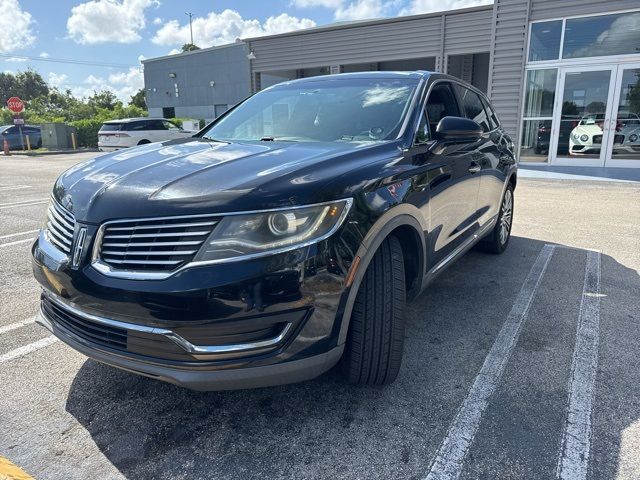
1;0;492;103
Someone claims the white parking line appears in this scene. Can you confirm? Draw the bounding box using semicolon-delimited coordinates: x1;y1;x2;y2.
0;316;37;335
0;229;39;240
0;185;31;191
0;199;48;210
424;244;556;480
556;250;602;480
0;237;36;248
0;336;58;364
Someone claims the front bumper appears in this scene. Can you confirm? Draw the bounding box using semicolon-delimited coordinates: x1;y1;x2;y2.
31;223;357;390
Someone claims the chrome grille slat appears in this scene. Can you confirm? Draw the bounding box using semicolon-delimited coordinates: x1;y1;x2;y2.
44;199;76;255
107;221;217;231
101;250;197;256
102;241;203;247
103;231;210;239
48;205;74;230
103;258;183;265
98;214;220;273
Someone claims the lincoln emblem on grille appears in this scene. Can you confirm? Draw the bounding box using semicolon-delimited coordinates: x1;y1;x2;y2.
72;227;87;268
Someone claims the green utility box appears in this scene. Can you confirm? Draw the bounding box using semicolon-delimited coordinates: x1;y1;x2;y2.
41;123;77;149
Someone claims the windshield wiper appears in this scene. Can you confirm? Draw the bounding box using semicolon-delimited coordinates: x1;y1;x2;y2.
260;136;275;141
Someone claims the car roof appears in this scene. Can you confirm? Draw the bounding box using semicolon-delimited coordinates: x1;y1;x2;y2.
103;117;170;124
278;71;433;86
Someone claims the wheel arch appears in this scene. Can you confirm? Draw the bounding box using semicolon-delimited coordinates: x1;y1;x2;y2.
336;204;427;345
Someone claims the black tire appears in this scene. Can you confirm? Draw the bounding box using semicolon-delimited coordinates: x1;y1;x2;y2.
480;183;514;254
137;139;151;145
341;235;406;385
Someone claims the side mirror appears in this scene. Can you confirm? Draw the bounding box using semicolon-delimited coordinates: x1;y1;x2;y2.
434;116;483;142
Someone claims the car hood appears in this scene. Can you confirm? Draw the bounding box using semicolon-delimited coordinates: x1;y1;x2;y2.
54;138;399;223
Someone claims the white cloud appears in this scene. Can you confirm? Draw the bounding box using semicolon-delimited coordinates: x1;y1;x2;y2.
152;9;316;47
152;16;163;25
48;72;69;88
0;0;35;53
67;0;159;44
5;56;27;62
334;0;384;20
73;67;143;103
39;52;50;58
167;48;181;55
291;0;342;7
400;0;492;16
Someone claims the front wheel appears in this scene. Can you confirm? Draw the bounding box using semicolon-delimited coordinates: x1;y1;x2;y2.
341;235;406;386
480;184;514;254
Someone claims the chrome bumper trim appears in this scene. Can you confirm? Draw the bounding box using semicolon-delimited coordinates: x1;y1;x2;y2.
40;291;292;356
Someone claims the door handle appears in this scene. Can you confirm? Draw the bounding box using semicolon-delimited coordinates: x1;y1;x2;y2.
468;162;481;174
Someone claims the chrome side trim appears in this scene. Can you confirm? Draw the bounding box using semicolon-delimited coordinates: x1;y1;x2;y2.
91;197;354;281
41;291;292;356
430;215;498;276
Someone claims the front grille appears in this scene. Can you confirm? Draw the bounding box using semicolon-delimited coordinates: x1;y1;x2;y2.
98;215;219;272
45;200;76;254
41;296;127;350
614;134;625;144
593;135;602;144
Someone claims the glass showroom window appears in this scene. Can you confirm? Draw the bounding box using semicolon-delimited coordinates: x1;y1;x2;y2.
520;69;557;162
563;11;640;59
528;20;562;62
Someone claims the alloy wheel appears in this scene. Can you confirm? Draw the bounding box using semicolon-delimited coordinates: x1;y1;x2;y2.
499;189;513;245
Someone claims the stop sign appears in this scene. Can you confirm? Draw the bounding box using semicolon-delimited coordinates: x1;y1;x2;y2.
6;96;24;114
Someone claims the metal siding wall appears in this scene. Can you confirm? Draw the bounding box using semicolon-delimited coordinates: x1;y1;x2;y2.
488;0;530;139
250;17;444;72
530;0;640;20
444;9;493;55
143;44;251;119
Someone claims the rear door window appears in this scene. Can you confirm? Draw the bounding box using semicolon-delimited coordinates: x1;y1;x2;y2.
455;85;491;132
148;120;167;130
127;121;148;131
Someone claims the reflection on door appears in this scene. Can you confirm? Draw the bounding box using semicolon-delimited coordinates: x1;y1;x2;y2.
557;70;612;159
612;68;640;161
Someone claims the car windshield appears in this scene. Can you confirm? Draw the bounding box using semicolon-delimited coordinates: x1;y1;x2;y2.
100;123;125;132
202;77;419;143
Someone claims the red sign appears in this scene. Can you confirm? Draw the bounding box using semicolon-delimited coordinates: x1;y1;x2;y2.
6;96;25;114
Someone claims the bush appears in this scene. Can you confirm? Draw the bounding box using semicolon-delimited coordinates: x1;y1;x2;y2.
70;118;103;147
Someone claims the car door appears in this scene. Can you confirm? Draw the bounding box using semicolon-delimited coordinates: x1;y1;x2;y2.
454;84;506;228
3;126;20;149
147;119;168;142
407;81;481;270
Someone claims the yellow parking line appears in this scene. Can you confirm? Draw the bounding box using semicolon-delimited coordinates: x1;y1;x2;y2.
0;456;34;480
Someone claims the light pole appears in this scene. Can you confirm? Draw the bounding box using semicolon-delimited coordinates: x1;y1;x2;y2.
185;12;194;45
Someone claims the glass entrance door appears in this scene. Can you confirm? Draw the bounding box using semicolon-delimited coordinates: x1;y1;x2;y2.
607;64;640;166
551;66;617;166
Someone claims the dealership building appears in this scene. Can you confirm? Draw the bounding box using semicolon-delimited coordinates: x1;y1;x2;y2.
142;0;640;167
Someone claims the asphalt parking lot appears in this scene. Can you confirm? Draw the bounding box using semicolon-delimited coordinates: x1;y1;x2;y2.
0;153;639;480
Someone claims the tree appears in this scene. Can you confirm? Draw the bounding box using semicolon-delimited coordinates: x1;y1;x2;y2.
181;43;200;52
130;88;147;109
0;69;49;104
87;90;120;110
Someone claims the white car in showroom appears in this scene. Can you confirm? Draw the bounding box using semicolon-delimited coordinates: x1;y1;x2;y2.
98;118;194;151
569;113;640;156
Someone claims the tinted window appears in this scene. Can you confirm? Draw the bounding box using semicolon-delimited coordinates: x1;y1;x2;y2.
529;21;562;61
147;120;167;130
127;121;148;131
425;82;460;134
100;123;124;132
203;78;419;142
481;97;500;130
455;85;491;132
563;12;640;59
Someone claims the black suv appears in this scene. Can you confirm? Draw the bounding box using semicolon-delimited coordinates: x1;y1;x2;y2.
32;72;516;390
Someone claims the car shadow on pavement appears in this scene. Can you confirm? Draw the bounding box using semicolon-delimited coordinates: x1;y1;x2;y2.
64;236;640;480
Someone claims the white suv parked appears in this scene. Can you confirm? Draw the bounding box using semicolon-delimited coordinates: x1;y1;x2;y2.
98;118;194;151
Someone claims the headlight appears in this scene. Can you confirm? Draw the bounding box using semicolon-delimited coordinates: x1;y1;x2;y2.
630;134;638;142
580;134;589;142
193;199;353;263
